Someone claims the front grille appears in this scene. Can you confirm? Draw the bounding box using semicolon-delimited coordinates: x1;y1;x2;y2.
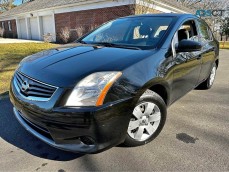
14;71;57;101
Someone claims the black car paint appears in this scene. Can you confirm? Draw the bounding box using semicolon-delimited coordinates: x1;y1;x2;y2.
10;14;219;153
18;45;153;88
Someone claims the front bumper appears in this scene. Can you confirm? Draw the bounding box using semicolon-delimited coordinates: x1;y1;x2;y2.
10;78;136;153
13;107;96;152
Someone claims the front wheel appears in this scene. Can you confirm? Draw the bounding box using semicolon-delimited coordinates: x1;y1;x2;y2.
123;90;167;147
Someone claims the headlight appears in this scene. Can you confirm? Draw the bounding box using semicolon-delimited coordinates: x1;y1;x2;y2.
65;72;122;107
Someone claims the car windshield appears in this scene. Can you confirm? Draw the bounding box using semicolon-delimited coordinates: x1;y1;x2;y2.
80;16;174;50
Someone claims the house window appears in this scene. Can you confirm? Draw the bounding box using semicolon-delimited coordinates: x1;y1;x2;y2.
8;21;11;31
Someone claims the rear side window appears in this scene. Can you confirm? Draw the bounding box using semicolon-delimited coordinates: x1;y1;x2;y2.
197;20;212;42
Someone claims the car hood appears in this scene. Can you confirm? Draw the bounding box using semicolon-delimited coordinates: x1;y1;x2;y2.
18;43;153;87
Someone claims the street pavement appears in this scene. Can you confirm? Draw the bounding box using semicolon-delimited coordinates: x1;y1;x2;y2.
0;50;228;171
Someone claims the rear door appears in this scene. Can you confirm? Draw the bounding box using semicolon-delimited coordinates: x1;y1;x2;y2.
196;19;216;84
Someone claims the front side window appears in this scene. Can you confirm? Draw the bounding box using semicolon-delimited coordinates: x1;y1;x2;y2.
171;20;199;56
81;17;174;49
178;20;199;42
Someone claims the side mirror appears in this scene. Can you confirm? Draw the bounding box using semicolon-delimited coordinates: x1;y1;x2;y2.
176;40;202;53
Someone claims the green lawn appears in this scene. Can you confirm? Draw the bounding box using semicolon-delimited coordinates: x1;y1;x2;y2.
219;41;229;49
0;43;58;95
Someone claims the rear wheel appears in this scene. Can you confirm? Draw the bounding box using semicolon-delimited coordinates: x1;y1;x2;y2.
123;90;167;147
197;63;217;90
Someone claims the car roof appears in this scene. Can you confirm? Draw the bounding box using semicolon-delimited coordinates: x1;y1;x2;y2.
123;13;198;19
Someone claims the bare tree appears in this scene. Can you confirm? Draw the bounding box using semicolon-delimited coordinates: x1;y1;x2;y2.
178;0;202;7
0;0;14;11
127;0;155;15
219;17;229;41
89;24;99;32
178;0;229;40
177;0;229;10
75;26;85;38
59;27;71;43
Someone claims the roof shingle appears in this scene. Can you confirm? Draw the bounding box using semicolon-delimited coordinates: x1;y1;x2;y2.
0;0;192;18
0;0;87;18
158;0;193;13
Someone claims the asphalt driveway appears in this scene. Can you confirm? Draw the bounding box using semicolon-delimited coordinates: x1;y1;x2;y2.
0;50;228;171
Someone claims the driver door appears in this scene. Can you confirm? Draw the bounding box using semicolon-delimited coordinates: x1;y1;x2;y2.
171;20;202;102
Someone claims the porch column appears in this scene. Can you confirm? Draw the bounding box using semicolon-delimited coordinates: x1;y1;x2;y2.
37;15;43;40
52;11;56;42
25;17;31;39
15;18;21;39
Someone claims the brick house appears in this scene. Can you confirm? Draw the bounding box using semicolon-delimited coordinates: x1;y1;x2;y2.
0;0;191;42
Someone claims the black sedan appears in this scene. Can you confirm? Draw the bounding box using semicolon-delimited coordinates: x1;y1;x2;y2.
10;13;219;153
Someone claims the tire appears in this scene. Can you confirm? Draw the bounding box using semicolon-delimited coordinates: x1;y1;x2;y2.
196;63;217;90
123;90;167;147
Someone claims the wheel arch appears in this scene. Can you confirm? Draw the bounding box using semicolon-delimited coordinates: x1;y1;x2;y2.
215;59;219;69
148;84;169;106
137;79;171;106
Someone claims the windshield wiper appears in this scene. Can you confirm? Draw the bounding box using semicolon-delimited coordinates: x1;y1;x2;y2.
94;42;117;47
76;40;87;44
94;42;141;50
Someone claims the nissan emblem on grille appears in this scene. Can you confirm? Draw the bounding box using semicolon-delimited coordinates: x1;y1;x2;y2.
21;80;29;92
14;72;57;101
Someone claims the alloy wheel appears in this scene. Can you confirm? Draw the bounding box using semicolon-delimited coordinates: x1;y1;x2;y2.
209;66;216;86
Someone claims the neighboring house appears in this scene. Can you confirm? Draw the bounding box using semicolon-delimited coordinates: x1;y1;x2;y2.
0;0;192;42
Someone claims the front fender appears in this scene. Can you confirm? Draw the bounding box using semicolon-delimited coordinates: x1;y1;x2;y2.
104;49;172;106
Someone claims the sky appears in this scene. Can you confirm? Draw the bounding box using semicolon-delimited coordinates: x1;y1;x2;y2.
14;0;22;5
